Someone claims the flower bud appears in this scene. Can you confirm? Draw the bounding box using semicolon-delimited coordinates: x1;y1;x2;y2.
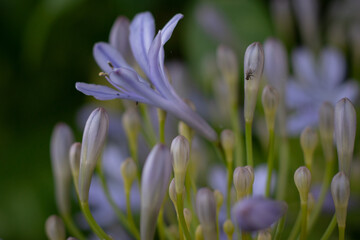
294;166;311;204
258;230;271;240
232;197;287;232
171;135;190;194
262;85;280;131
69;142;81;194
196;188;217;240
300;127;318;170
245;166;255;185
79;108;109;202
331;172;350;228
233;167;253;200
335;98;356;176
141;144;172;240
244;42;264;123
214;190;224;210
45;215;66;240
319;102;335;162
195;225;204;240
50;123;74;215
169;178;177;205
184;208;192;229
122;108;141;160
220;129;235;164
121;157;137;192
223;219;234;239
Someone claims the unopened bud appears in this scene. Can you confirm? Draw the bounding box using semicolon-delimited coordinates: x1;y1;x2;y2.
78;108;109;202
69;142;81;194
331;172;350;228
121;158;137;192
300;127;318;170
122;108;141;139
195;225;204;240
294;166;311;204
233;167;253;200
221;129;235;164
258;230;271;240
50;123;74;215
45;215;66;240
196;188;217;240
223;219;234;239
335;98;356;176
171;135;190;194
141;144;172;240
319;102;335;162
262;85;279;131
184;208;192;229
169;178;177;205
214;190;224;210
245;166;255;185
244;42;264;123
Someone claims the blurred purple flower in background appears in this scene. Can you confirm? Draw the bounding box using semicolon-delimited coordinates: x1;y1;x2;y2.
286;47;358;134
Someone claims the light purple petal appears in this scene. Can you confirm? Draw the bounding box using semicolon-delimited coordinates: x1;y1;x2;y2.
160;13;183;44
292;48;318;85
286;80;312;108
334;80;359;103
320;47;345;87
93;42;130;72
287;107;319;135
129;12;155;76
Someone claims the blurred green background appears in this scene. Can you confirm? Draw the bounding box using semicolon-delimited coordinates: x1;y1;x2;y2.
1;0;359;239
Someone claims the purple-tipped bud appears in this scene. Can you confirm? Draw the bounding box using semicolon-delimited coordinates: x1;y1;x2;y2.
45;215;66;240
335;98;356;176
232;197;287;232
50;123;74;215
233;167;253;200
171;135;190;194
244;42;264;123
300;127;318;170
331;172;350;228
294;166;311;204
69;142;81;194
141;144;172;240
196;188;217;240
262;85;280;131
78;108;109;202
319;102;335;162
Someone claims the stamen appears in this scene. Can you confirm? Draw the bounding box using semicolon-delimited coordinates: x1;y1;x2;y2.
99;72;109;77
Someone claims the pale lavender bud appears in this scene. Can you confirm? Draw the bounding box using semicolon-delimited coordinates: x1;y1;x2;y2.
69;142;81;194
244;42;264;122
171;135;190;194
262;85;280;131
141;144;172;240
78;108;109;202
300;127;318;170
50;123;74;214
335;98;356;176
196;188;217;240
233;167;253;200
294;166;311;204
45;215;66;240
232;197;287;232
319;102;335;162
331;172;350;228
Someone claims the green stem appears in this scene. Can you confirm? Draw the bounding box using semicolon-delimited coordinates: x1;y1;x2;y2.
276;136;289;200
245;121;253;167
300;203;308;240
158;112;166;144
308;159;335;232
339;225;345;240
274;216;286;240
61;213;85;240
216;209;220;240
288;211;301;240
320;215;337;240
125;189;136;231
241;232;250;240
230;101;244;167
80;201;112;240
265;128;275;197
226;160;233;219
157;205;166;240
176;192;192;240
97;168;140;240
139;104;157;147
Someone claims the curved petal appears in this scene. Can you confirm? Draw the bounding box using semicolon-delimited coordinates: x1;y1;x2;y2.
320;47;345;87
286;80;313;108
129;12;155;76
93;42;130;72
76;82;121;100
160;13;183;44
292;47;318;85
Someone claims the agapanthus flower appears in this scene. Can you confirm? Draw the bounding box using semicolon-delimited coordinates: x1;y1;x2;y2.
76;12;216;141
286;46;358;134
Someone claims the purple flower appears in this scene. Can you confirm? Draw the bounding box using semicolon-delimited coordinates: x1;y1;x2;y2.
232;197;287;232
76;12;216;141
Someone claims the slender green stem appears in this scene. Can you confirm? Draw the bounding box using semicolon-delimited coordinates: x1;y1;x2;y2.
125;189;136;230
300;203;308;240
216;209;220;240
176;192;192;240
157;205;166;240
288;211;301;240
320;215;337;240
276;136;289;200
230;101;244;167
61;213;85;240
245;121;253;167
241;232;250;240
226;161;233;218
274;216;286;240
158;112;166;144
80;201;112;240
97;167;140;240
139;104;157;147
265;128;275;197
308;159;334;232
339;226;345;240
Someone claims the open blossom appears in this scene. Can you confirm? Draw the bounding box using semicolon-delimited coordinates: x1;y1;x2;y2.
286;46;358;134
76;12;216;141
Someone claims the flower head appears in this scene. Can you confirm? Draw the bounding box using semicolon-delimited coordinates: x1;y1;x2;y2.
76;12;216;141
